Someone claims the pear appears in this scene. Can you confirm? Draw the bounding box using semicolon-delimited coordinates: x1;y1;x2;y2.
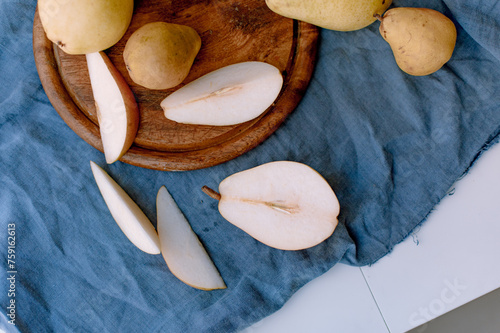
86;52;139;164
377;8;457;76
90;161;161;254
156;186;226;290
123;22;201;90
265;0;392;31
38;0;134;54
202;161;340;250
161;62;283;126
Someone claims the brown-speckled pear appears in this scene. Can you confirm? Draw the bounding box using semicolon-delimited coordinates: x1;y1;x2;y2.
265;0;392;31
123;22;201;90
38;0;134;55
378;8;457;76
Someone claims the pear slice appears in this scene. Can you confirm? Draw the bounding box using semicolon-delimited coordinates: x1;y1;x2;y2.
161;61;283;126
86;52;139;164
202;161;340;250
156;186;226;290
90;161;160;254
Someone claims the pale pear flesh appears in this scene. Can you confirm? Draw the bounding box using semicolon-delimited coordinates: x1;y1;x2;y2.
379;8;457;76
38;0;134;55
86;52;139;164
156;186;226;290
90;161;161;255
265;0;392;32
216;161;340;250
161;61;283;126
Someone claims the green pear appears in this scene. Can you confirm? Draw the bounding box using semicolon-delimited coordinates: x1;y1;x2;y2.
377;8;457;76
265;0;392;31
123;22;201;90
38;0;134;55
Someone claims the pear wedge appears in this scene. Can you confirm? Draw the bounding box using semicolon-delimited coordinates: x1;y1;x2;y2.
156;186;226;290
90;161;160;254
161;61;283;126
203;161;340;250
86;52;139;164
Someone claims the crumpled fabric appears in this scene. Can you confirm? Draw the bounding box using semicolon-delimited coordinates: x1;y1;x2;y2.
1;0;499;332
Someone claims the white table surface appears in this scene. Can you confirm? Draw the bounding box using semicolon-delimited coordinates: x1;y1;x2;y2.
246;139;500;333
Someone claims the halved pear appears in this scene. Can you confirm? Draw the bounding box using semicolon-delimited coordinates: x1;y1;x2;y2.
161;61;283;126
90;161;160;254
202;161;340;250
156;186;226;290
86;52;139;164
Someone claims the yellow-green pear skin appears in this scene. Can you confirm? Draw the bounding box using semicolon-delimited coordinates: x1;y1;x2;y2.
379;8;457;76
265;0;392;31
38;0;134;55
123;22;202;90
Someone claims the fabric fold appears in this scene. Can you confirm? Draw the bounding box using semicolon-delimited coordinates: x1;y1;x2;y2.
1;0;499;332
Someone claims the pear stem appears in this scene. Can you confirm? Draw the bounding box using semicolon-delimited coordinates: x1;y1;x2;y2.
374;13;383;21
202;186;221;201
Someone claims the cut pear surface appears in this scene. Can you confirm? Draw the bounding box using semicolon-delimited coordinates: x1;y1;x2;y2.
156;186;226;290
90;161;160;254
86;52;139;164
161;61;283;126
205;161;340;250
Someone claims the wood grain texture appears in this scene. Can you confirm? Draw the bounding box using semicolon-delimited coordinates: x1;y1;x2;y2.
33;0;319;171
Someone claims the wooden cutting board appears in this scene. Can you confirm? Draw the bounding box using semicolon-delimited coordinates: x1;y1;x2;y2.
33;0;319;171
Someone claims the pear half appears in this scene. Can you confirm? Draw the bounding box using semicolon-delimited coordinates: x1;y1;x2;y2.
156;186;226;290
161;61;283;126
86;52;139;164
90;161;160;254
203;161;340;250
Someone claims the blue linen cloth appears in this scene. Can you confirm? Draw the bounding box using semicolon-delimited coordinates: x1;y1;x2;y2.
1;0;499;332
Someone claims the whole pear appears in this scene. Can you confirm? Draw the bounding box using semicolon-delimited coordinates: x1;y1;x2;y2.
378;8;457;76
38;0;134;55
265;0;392;31
123;22;201;90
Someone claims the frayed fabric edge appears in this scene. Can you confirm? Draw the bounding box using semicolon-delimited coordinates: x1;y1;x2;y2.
356;123;500;267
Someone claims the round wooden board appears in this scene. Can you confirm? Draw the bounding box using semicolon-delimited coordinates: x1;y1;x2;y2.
33;0;319;171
